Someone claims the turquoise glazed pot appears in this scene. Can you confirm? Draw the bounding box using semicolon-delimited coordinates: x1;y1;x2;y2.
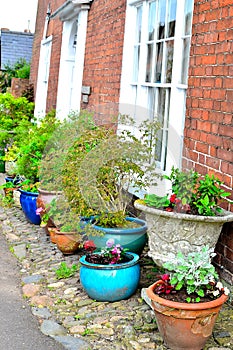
88;217;147;254
19;189;41;225
79;252;140;301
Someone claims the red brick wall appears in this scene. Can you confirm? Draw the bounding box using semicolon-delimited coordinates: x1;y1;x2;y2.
30;0;63;112
184;0;233;284
81;0;126;114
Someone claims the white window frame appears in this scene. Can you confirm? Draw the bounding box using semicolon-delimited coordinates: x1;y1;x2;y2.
34;36;52;119
120;0;194;183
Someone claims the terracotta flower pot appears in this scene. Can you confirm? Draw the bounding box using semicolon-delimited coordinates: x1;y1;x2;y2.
48;227;58;244
52;228;81;255
146;281;228;350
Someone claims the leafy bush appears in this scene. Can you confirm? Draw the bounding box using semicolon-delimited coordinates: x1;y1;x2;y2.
0;92;34;151
15;110;60;182
0;58;30;93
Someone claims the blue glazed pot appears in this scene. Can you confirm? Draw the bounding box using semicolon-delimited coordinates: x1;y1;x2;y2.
88;217;147;254
79;252;140;301
19;189;41;225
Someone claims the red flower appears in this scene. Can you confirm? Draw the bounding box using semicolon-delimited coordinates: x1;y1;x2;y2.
165;207;173;212
84;240;96;252
161;274;170;281
169;194;177;204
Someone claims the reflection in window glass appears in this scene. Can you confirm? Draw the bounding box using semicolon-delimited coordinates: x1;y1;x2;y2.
181;37;190;84
133;46;140;81
184;0;194;35
167;0;177;37
146;44;153;82
136;6;142;42
155;42;163;82
157;1;166;39
148;1;156;41
165;40;174;83
133;6;142;82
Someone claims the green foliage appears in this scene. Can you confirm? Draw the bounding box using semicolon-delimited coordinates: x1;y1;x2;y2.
0;58;30;92
163;246;219;302
164;166;199;206
39;110;161;228
0;92;34;150
19;180;40;193
193;174;231;216
16;63;30;79
55;262;78;279
15;110;60;182
144;166;231;216
144;194;170;209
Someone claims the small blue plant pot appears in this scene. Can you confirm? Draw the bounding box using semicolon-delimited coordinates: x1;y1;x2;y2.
19;189;41;225
79;252;140;302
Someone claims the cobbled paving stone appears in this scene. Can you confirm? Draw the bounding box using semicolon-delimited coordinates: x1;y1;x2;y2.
0;202;232;350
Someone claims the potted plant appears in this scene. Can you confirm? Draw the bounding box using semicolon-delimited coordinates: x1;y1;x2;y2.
134;167;233;266
145;246;230;350
79;238;140;302
38;195;83;254
40;112;161;254
19;180;41;225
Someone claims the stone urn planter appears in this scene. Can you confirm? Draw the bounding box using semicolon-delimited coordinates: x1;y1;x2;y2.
146;281;228;350
134;202;233;266
79;252;140;302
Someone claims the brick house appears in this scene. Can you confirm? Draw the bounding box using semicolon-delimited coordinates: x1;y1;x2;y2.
30;0;233;284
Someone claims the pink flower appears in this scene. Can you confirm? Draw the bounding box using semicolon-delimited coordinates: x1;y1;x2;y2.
106;238;115;248
36;207;43;215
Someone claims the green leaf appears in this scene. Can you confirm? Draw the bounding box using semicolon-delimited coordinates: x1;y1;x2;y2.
197;289;205;297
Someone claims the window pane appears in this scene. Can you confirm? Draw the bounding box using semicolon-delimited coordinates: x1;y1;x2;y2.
136;6;142;42
133;45;140;81
148;1;156;40
181;37;190;84
154;42;163;82
146;44;153;82
184;0;194;35
157;88;166;125
157;1;166;39
165;40;174;83
167;0;177;37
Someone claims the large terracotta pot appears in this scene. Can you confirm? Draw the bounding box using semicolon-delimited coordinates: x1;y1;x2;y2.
134;202;233;266
52;228;81;255
146;281;228;350
79;252;140;302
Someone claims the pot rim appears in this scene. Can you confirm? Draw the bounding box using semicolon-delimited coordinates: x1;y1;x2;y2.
146;281;228;310
92;216;147;234
19;188;39;196
38;188;63;195
79;251;140;269
134;202;233;223
53;228;81;236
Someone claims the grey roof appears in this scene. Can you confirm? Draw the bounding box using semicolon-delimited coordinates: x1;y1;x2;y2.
0;30;34;69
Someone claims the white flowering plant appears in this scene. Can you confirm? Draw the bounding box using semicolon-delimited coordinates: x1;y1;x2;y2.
154;246;230;303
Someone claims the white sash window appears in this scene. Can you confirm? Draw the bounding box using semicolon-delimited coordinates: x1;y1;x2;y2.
120;0;194;173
